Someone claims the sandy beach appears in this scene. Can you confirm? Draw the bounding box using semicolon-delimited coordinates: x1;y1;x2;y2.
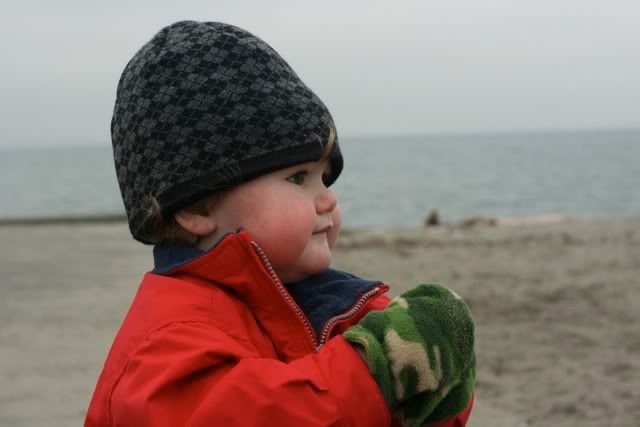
1;217;638;426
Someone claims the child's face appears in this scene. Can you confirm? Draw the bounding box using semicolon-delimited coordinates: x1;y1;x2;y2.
211;159;341;283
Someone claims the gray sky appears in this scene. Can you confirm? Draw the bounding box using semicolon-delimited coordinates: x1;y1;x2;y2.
1;0;639;148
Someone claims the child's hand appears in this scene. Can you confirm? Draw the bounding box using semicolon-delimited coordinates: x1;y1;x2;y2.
343;284;475;427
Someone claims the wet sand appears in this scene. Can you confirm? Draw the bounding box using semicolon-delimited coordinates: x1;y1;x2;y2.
1;217;638;426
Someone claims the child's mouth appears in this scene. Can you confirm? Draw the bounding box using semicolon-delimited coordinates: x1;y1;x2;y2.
313;224;332;234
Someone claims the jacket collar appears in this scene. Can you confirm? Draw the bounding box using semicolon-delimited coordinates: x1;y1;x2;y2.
286;270;381;338
152;231;381;351
152;230;283;305
152;244;204;274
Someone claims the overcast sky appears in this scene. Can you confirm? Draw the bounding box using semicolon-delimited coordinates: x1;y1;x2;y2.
1;0;639;148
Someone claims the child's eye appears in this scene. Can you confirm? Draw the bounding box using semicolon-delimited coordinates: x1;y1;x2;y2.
286;171;307;185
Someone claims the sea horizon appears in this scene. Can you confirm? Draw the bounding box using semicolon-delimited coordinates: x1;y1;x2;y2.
2;127;639;227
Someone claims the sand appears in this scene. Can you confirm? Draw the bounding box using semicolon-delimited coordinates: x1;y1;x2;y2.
1;217;638;426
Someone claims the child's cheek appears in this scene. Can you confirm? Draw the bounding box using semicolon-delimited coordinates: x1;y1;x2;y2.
327;206;342;249
255;208;314;269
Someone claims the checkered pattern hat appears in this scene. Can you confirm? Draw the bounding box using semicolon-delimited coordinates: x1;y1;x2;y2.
112;21;343;243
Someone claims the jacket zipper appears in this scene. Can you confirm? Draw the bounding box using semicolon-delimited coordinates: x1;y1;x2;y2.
251;241;319;350
316;287;382;350
251;241;383;352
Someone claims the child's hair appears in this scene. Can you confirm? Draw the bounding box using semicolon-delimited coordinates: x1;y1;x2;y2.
141;127;337;245
320;127;337;163
138;195;195;246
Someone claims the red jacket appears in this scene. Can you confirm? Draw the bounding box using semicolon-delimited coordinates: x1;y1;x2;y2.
86;231;472;426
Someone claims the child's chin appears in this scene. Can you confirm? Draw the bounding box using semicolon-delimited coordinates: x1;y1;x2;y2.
310;248;332;269
310;258;331;274
307;258;332;278
287;259;332;282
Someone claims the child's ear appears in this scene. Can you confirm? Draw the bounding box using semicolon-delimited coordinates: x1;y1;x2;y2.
174;201;217;236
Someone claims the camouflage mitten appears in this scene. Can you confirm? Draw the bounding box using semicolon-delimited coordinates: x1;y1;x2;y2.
343;284;475;427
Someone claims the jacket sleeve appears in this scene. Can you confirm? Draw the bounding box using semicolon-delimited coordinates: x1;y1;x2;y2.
109;321;391;427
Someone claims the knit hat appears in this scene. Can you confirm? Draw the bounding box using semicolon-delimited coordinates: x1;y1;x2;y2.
112;21;343;243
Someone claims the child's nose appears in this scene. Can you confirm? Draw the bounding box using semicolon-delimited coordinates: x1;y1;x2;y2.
316;187;337;214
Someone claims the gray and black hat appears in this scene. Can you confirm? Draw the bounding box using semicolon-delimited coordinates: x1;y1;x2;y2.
112;20;343;243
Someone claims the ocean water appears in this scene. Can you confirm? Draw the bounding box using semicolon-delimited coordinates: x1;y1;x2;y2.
1;129;639;227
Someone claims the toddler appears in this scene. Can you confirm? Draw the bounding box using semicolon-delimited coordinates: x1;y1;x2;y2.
86;21;475;427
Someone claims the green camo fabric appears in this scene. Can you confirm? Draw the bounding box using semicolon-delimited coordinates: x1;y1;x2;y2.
344;284;475;427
